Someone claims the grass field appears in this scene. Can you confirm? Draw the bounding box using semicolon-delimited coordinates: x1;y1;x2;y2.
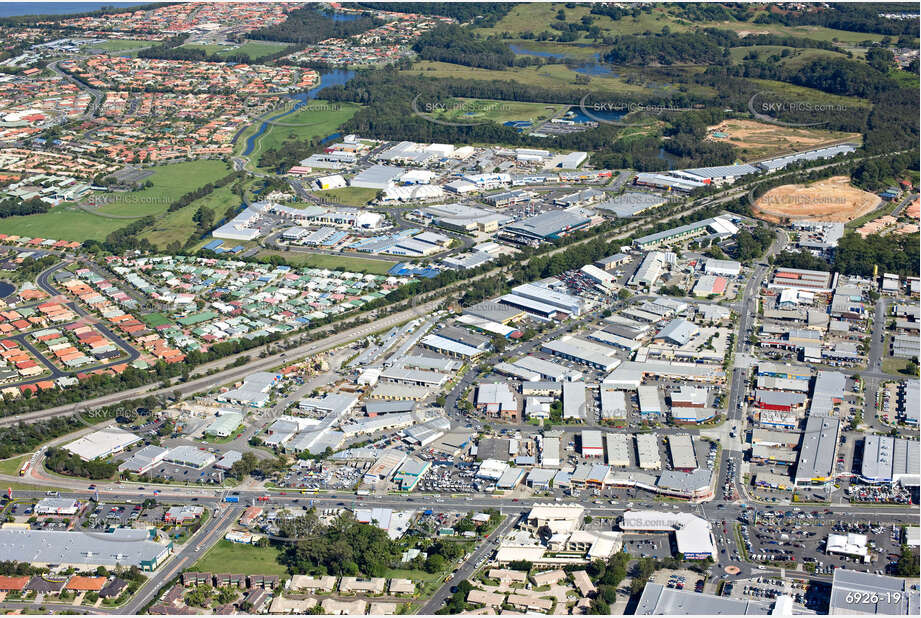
142;178;254;249
0;454;28;476
239;100;362;167
257;250;396;275
749;78;871;111
883;356;917;376
0;160;232;242
406;61;715;98
96;39;153;53
314;186;380;206
728;45;844;67
431;97;567;125
191;539;288;575
477;3;888;45
180;40;291;61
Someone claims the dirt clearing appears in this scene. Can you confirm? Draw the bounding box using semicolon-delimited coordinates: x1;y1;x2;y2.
752;176;881;224
706;119;860;160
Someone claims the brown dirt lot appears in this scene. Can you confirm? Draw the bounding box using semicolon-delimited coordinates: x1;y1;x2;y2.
706;119;861;160
752;176;881;224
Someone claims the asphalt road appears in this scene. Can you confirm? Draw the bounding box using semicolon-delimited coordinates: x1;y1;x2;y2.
419;513;518;614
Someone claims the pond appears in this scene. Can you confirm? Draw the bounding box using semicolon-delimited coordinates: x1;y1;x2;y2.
509;44;618;77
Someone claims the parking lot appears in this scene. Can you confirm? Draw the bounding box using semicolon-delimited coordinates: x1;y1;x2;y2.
82;501;153;529
142;461;230;485
418;462;477;494
738;509;907;574
278;459;363;491
623;533;672;560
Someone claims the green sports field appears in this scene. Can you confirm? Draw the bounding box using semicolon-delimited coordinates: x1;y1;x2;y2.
0;160;232;242
256;250;396;275
180;40;291;61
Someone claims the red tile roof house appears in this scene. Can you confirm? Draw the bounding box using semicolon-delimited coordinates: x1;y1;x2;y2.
66;576;106;592
0;576;30;593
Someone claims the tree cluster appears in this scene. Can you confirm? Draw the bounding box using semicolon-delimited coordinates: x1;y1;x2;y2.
279;511;400;577
755;3;919;36
604;31;728;66
0;197;50;218
249;4;381;45
45;447;118;480
413;24;526;70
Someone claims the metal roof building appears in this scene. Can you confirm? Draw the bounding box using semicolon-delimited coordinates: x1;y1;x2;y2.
636;433;661;470
64;427;141;462
512;355;582;382
163;445;217;469
636;583;776;615
420;334;484;359
810;370;847;416
901;379;919;425
654;318;699;346
563;381;588;420
632;216;738;250
600;387;628;421
629;251;666;288
860;435;920;487
668;434;697;470
542;336;620;371
793;415;840;485
499;292;571;320
494;361;541;382
503;209;592;241
350;164;405;189
541;436;561;468
205;412;244;438
757;143;857;172
638;385;662;416
0;528;170;571
621;510;715;560
511;283;584;316
828;568;919;615
682;163;760;181
589;329;642;352
118;444;169;474
605;433;630;467
581;430;604;457
595;192;666;217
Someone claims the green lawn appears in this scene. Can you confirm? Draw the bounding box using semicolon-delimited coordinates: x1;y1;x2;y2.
883;356;917;376
256;250;396;275
96;39;153;53
142;179;254;249
0;454;28;476
191;539;288;575
181;40;291;60
313;186;380;206
241;100;362;167
0;160;232;242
